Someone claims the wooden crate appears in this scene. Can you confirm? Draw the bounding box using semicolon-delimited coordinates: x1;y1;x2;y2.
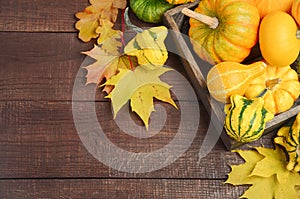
163;1;300;150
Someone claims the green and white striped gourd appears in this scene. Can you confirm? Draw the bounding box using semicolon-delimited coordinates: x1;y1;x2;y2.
224;95;274;143
274;113;300;172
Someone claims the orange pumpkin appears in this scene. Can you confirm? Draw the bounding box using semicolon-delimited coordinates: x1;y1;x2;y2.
245;62;300;114
292;0;300;26
252;0;293;18
259;11;300;67
188;0;260;64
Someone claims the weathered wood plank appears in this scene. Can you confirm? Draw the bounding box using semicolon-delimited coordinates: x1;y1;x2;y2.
0;3;278;198
0;179;246;199
0;0;159;32
0;100;274;179
0;32;189;101
0;0;90;32
0;32;89;101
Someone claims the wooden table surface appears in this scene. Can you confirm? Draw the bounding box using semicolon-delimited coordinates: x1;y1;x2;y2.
0;1;276;198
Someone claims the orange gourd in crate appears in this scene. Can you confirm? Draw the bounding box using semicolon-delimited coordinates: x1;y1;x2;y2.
252;0;293;18
188;0;260;64
259;11;300;67
207;61;266;103
292;0;300;26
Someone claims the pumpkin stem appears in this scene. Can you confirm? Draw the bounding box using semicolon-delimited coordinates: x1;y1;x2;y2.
181;8;219;29
297;30;300;39
266;78;281;90
256;78;281;98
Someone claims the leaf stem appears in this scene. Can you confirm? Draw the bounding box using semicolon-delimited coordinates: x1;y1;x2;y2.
121;9;126;47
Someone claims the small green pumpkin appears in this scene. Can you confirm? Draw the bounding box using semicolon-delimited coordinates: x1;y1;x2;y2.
274;113;300;173
224;95;274;143
130;0;174;23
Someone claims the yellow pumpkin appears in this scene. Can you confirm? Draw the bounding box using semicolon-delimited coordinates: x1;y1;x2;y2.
259;11;300;67
292;0;300;26
165;0;194;4
207;61;266;103
188;0;260;64
252;0;293;18
245;62;300;114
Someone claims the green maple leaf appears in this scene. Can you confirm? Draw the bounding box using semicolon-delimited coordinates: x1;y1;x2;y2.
225;146;300;199
102;66;177;128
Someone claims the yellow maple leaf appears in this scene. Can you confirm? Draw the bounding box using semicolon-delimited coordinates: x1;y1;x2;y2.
131;84;177;127
249;147;290;183
225;146;300;199
102;67;177;129
225;150;264;185
75;0;126;42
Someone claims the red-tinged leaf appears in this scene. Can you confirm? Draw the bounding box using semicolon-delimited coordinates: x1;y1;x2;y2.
83;45;118;85
83;45;136;87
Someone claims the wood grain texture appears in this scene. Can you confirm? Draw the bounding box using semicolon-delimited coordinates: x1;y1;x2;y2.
0;0;157;32
0;32;189;102
0;0;89;32
0;0;281;197
0;179;246;199
0;100;274;179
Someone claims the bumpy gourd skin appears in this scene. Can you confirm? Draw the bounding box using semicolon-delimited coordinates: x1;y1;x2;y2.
224;95;274;143
130;0;174;23
274;113;300;173
189;0;260;64
245;64;300;115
